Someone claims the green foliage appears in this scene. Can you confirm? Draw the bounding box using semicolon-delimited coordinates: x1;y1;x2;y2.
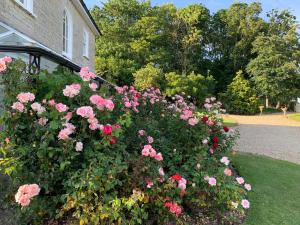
221;71;259;115
0;62;247;224
247;10;300;104
133;63;164;90
165;71;215;104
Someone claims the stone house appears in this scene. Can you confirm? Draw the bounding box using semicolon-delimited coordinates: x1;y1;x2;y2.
0;0;100;72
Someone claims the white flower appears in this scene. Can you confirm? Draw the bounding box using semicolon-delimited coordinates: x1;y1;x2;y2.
75;142;83;152
220;156;230;166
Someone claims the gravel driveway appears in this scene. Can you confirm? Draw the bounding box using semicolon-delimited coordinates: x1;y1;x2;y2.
229;114;300;164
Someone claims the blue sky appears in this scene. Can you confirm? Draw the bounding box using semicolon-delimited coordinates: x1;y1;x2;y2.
84;0;299;21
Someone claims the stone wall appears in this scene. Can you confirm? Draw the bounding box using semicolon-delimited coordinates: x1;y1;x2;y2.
0;0;96;70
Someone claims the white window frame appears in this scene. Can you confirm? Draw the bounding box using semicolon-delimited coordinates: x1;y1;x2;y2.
83;29;89;59
62;8;73;59
15;0;34;14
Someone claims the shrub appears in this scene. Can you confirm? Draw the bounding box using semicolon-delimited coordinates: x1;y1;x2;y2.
165;71;215;106
220;71;260;115
0;58;250;225
133;63;164;90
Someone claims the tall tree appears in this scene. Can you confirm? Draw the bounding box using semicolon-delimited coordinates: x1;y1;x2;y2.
91;0;151;85
208;3;265;93
247;10;300;105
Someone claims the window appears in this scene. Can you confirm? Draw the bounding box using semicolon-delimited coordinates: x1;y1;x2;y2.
15;0;33;13
83;30;89;58
62;9;73;59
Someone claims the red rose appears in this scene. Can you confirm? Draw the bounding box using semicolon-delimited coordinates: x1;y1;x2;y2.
103;125;113;135
201;116;209;123
109;136;117;145
223;126;229;132
212;143;219;149
212;137;219;143
171;174;182;182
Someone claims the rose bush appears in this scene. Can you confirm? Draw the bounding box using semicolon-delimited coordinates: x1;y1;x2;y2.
0;58;250;225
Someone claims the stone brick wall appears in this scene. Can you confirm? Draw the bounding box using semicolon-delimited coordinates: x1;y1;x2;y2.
0;0;96;70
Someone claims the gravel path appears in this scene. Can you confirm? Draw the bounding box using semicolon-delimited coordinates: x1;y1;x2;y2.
229;114;300;164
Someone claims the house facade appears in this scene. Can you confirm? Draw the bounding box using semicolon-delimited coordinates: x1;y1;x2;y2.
0;0;100;72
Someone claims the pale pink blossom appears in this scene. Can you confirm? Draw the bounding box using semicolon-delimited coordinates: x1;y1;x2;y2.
75;142;83;152
208;177;217;186
48;99;56;106
147;136;154;144
55;103;69;112
38;117;48;126
244;183;252;191
202;139;208;144
159;167;165;176
58;123;76;140
17;92;35;104
31;102;46;115
63;84;81;98
64;112;73;122
80;67;96;81
105;99;115;111
15;184;40;207
241;199;250;209
2;56;12;63
89;83;98;91
76;106;94;119
220;156;230;166
188;117;199;126
138;130;145;136
124;101;132;108
11;102;24;112
236;177;245;185
224;168;232;176
178;178;187;191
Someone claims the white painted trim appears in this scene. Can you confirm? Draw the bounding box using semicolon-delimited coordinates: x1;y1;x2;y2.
14;0;36;17
71;0;100;36
62;8;73;60
83;29;89;59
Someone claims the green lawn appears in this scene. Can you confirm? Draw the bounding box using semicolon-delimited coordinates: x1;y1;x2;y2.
232;153;300;225
288;114;300;122
222;116;238;127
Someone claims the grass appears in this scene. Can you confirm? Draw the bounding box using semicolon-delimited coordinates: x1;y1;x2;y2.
222;116;238;127
288;114;300;122
231;153;300;225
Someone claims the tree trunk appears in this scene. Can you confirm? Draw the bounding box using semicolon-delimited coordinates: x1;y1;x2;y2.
266;97;269;108
276;101;280;109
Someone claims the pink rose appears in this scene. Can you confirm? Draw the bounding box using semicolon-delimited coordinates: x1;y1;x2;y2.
241;199;250;209
89;83;98;91
76;106;94;119
11;102;25;112
17;92;35;104
0;60;7;72
188;117;199;126
2;56;12;63
224;168;232;176
208;177;217;186
147;136;154;144
48;99;56;106
236;177;245;185
63;83;81;98
102;124;113;135
138;130;145;136
124;101;132;108
80;67;96;81
154;152;163;161
105;99;115;111
55;103;69;112
244;183;252;191
75;142;83;152
220;156;230;166
38;117;48;126
159;167;165;176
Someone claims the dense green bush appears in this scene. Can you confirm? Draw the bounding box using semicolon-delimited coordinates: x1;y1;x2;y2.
220;71;260;115
165;71;215;106
0;58;250;225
